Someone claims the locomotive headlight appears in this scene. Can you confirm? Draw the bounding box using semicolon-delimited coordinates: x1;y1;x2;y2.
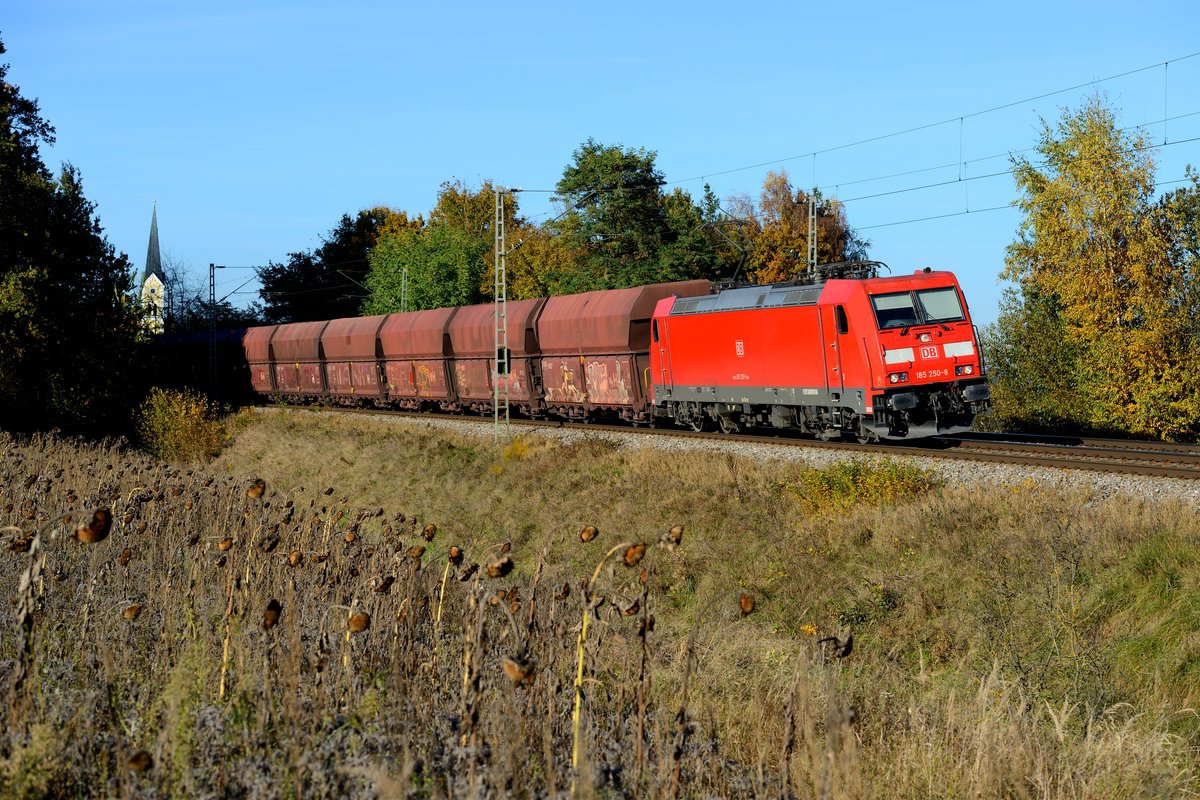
919;332;933;343
889;372;908;384
955;365;976;376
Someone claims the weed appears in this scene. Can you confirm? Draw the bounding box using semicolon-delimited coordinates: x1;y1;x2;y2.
786;457;936;514
1;419;1197;797
136;387;227;461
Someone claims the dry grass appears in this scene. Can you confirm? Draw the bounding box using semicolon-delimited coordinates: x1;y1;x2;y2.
0;414;1197;798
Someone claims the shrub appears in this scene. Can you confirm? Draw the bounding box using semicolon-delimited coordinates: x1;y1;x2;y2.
136;387;226;461
787;458;935;514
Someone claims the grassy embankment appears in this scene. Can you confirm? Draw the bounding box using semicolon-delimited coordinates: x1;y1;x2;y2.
1;409;1198;798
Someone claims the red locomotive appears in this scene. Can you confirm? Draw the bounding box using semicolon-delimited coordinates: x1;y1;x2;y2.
240;262;989;440
649;262;989;440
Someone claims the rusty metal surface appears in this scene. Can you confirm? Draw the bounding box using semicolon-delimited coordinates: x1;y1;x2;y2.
541;355;640;408
448;298;546;356
583;356;639;406
325;361;384;398
540;356;586;404
321;315;387;360
271;321;330;362
248;363;274;394
274;361;324;395
499;360;536;404
538;281;710;355
450;358;537;404
243;326;277;394
383;359;451;400
379;308;457;359
453;360;492;401
242;326;276;362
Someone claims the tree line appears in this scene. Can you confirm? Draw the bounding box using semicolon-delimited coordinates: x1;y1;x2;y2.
256;138;868;324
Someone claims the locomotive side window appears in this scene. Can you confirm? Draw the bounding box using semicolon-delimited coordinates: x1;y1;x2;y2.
652;319;659;343
836;305;849;334
915;287;966;324
871;292;919;329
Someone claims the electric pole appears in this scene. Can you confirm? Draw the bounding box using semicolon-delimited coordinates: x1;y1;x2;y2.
209;263;223;397
807;190;818;279
493;187;510;444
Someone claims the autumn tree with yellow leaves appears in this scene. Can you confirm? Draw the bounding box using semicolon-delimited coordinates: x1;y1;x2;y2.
987;96;1200;440
737;171;869;285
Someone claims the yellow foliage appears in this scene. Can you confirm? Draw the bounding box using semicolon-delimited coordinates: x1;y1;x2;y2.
137;387;227;461
501;436;531;461
743;170;866;285
785;458;935;514
993;96;1200;440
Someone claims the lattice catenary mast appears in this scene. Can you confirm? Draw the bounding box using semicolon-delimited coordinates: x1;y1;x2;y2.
493;187;510;444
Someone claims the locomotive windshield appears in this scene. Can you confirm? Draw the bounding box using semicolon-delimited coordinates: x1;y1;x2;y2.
871;287;965;329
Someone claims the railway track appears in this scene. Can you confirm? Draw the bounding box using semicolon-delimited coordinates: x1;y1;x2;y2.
268;406;1200;481
929;432;1200;480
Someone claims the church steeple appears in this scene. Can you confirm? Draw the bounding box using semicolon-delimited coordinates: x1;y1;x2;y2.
142;203;164;284
140;203;166;333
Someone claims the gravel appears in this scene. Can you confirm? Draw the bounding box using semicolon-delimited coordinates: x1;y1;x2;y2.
307;410;1200;508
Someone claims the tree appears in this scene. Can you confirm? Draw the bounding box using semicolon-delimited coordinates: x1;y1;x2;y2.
1155;168;1200;320
0;37;142;432
154;254;261;332
990;96;1200;439
159;254;204;327
742;171;869;285
547;139;722;291
694;183;748;280
429;179;516;237
430;179;527;301
170;297;265;333
361;181;522;313
362;225;488;313
658;187;727;283
982;287;1082;431
501;222;582;300
258;207;403;323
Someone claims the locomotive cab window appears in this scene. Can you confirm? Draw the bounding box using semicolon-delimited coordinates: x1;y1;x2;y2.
871;292;919;329
652;319;659;343
835;305;849;334
915;287;965;324
871;287;965;330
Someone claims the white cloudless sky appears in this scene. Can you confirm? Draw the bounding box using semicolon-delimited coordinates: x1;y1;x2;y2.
6;0;1200;325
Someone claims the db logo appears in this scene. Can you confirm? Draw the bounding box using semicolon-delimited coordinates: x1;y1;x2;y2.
735;340;745;357
920;345;940;359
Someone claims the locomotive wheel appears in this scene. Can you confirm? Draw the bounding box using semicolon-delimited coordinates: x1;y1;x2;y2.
718;415;740;435
855;430;880;444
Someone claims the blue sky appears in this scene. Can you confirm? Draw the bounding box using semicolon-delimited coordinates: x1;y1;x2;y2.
6;1;1200;326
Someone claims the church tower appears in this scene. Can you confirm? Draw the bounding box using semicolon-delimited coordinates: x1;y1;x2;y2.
140;203;166;333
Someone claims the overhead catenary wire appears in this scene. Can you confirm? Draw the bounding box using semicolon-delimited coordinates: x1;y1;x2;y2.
856;174;1197;231
229;52;1200;306
668;51;1200;188
516;108;1197;236
825;110;1200;198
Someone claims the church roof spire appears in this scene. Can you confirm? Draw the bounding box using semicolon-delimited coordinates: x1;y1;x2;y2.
141;202;164;284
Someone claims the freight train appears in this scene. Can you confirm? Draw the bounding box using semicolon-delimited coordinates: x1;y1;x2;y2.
240;262;990;441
